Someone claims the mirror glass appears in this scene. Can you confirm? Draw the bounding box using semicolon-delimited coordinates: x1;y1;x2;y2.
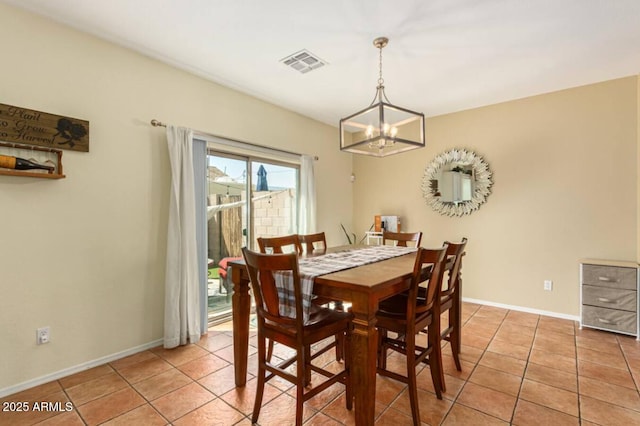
421;149;493;216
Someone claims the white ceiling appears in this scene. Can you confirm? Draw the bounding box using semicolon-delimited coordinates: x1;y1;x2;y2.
4;0;640;127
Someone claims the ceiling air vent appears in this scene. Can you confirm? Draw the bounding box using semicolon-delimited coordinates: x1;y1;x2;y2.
280;49;326;74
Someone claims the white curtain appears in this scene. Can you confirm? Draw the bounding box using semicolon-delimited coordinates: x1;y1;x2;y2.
164;125;201;348
299;155;316;234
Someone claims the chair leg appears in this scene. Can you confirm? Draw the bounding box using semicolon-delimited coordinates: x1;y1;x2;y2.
406;339;421;426
296;347;305;426
455;281;463;356
335;332;344;362
449;329;462;372
252;335;267;424
333;301;345;361
304;345;312;387
429;325;445;397
450;300;462;371
429;349;444;400
267;338;274;362
438;342;446;391
377;328;388;370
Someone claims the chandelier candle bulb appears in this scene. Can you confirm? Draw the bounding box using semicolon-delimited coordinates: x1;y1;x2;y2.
0;154;55;172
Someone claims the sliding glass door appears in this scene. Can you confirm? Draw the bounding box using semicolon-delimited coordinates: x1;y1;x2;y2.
205;150;299;325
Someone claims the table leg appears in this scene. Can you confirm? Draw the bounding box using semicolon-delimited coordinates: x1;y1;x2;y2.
350;296;378;426
231;266;251;387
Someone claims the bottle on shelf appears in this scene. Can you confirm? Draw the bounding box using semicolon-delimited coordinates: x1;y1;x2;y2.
0;155;55;172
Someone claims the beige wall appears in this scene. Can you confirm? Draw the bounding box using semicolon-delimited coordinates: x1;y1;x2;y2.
354;76;638;316
0;3;352;392
637;78;640;263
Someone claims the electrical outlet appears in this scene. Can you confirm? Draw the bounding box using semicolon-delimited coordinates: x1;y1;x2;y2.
544;280;553;291
36;326;50;345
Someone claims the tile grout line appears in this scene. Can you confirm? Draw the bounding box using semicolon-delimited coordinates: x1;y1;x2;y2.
440;304;506;425
143;342;253;424
509;313;541;425
54;381;89;426
574;321;583;424
107;357;174;425
484;309;519;424
616;334;640;394
523;319;585;423
437;305;483;425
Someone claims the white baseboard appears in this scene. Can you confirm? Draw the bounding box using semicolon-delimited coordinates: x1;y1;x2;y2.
0;339;163;399
463;297;580;322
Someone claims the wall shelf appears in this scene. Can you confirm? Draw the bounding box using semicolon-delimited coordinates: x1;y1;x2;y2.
0;141;65;179
0;169;65;179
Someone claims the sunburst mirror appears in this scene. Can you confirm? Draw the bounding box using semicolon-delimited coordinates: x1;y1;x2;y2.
421;149;493;217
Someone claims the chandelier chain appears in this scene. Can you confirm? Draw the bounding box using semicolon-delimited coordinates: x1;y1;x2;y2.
378;43;384;86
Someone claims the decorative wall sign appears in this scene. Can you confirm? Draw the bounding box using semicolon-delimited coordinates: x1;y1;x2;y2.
0;103;89;152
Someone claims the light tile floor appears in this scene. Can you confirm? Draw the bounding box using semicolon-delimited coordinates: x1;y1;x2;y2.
2;302;640;425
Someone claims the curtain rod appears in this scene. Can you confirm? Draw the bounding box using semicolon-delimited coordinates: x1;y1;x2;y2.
150;119;318;160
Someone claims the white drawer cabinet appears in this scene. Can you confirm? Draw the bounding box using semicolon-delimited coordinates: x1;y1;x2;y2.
580;259;639;338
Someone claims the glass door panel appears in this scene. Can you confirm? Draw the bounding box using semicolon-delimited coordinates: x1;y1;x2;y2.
250;160;298;249
206;153;248;324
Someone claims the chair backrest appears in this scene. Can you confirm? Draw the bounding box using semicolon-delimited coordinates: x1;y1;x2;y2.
298;232;327;254
441;238;468;299
382;231;423;247
257;234;302;254
407;246;448;325
241;247;302;328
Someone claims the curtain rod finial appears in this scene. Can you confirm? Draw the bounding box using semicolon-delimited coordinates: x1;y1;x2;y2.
151;119;166;127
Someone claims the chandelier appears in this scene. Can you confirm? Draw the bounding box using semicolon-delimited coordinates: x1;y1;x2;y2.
339;37;425;157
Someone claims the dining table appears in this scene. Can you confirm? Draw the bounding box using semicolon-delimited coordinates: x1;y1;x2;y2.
228;244;422;426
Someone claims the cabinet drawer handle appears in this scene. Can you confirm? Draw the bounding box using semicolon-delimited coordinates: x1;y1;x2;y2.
597;318;618;325
598;276;615;282
597;297;617;304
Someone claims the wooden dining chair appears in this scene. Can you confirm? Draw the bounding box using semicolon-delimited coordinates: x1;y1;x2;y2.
257;234;303;361
298;232;327;254
437;238;468;389
257;233;343;361
376;245;448;425
257;234;302;254
298;231;345;360
384;238;469;394
242;247;353;426
382;230;423;247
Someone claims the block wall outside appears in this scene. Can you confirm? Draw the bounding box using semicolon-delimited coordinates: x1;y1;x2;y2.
208;189;297;264
252;189;297;246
